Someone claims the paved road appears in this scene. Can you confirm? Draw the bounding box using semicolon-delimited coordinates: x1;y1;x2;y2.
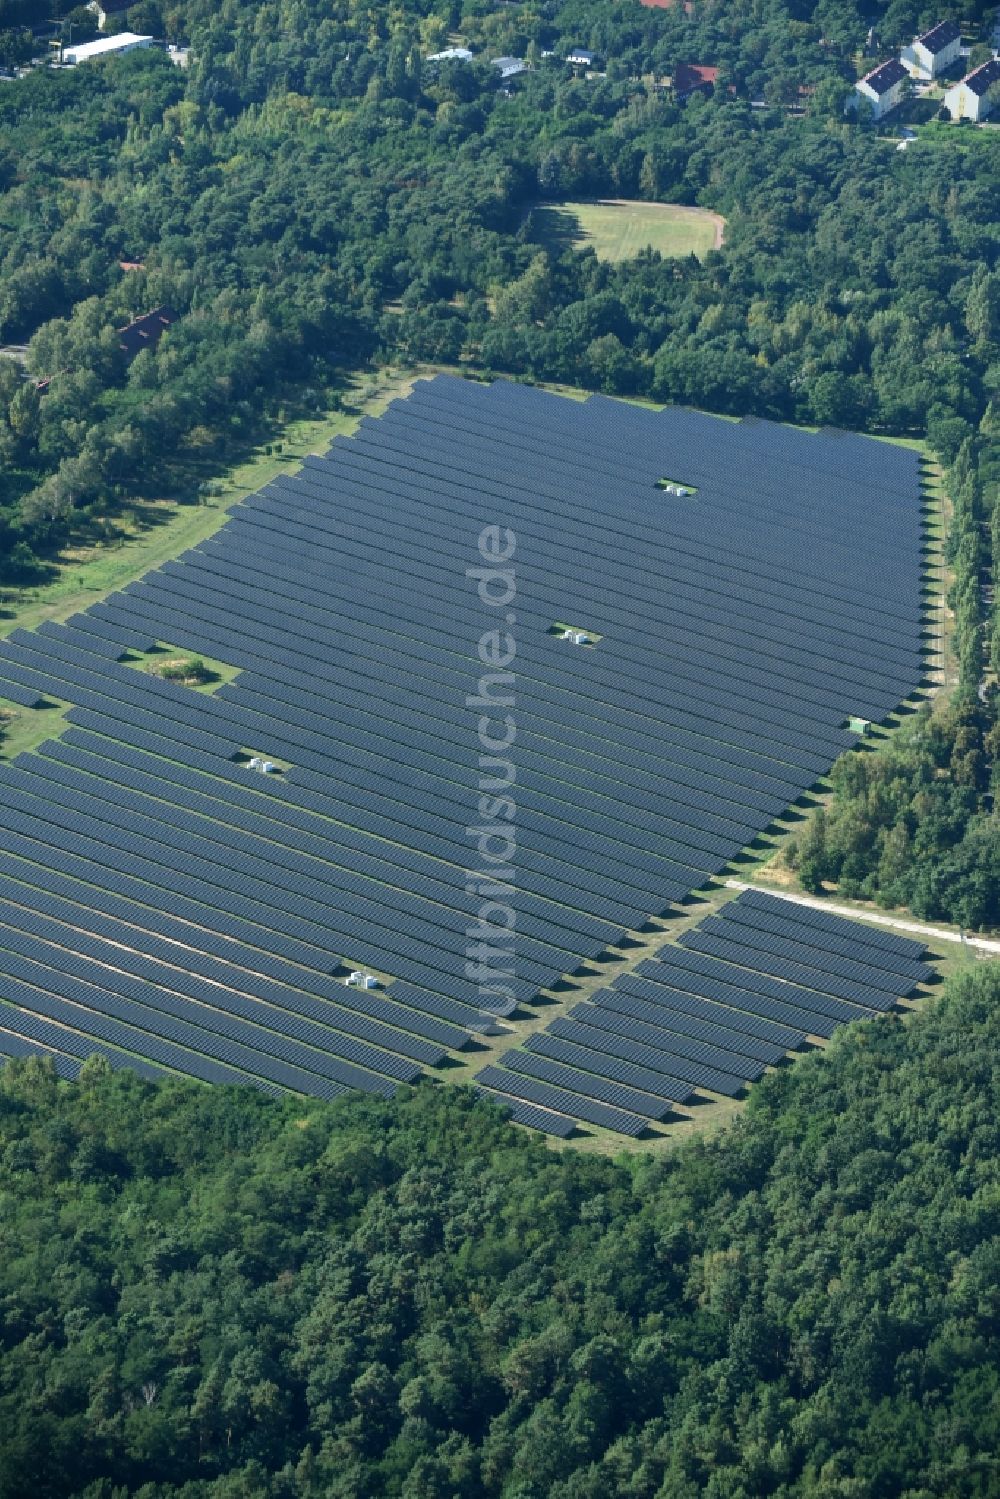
724;880;1000;955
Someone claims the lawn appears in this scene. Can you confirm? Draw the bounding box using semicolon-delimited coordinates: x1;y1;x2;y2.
534;199;725;263
0;695;72;761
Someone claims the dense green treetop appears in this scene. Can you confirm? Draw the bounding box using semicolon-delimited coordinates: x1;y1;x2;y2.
1;961;999;1497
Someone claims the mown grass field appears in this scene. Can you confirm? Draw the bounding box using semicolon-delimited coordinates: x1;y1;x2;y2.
534;199;724;262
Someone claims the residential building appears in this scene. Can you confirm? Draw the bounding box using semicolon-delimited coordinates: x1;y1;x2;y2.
901;20;961;79
943;56;1000;119
853;57;909;118
63;32;153;64
566;47;595;67
673;62;718;98
491;56;528;79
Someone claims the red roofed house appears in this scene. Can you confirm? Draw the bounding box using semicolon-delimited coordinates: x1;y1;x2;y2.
673;63;718;98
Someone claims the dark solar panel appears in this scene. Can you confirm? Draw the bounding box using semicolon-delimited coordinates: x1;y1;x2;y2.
472;1084;576;1137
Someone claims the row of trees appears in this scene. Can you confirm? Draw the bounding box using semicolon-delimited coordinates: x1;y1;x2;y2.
784;409;1000;927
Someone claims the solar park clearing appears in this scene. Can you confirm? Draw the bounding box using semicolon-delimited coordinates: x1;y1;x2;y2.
0;376;933;1138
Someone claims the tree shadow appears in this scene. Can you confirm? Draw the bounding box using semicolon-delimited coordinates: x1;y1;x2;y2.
530;205;584;255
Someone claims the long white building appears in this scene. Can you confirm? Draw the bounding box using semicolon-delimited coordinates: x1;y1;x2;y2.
63;32;153;65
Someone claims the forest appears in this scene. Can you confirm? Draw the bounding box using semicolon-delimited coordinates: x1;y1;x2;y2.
0;0;998;582
1;961;999;1498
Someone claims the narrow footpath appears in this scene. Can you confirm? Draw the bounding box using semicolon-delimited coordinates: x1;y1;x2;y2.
724;880;1000;956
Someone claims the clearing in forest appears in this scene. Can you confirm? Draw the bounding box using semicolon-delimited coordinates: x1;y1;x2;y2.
537;199;725;262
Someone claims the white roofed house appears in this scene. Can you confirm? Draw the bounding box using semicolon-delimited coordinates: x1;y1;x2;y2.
901;20;961;80
426;46;474;64
853;57;909;119
943;57;1000;120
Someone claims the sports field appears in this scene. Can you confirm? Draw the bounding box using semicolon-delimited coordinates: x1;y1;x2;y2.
537;199;725;262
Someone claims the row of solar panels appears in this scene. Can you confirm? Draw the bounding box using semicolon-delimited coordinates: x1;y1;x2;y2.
716;892;931;980
734;886;928;959
432;374;925;509
454;376;923;498
57;713;632;940
313;410;923;661
107;570;821;813
217;486;920;740
89;549;878;799
0;1009;167;1083
0;885;445;1068
0;817;476;1047
480;889;932;1137
241;458;923;690
0;923;402;1098
152;535;819;807
427;378;924;583
358;387;924;606
13;747;574;987
39;731;605;953
126;547;858;784
237;453;923;691
226;500;923;724
309;438;924;696
0;629;721;916
0;967;302;1096
680;928;910;1010
362;381;924;620
0;767;496;1032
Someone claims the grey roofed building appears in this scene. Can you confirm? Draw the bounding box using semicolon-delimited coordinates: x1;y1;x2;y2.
491;55;528;79
914;18;960;52
956;55;1000;95
851;56;909;118
62;31;154;64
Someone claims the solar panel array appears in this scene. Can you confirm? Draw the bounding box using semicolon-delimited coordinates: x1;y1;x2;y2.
480;890;931;1136
0;377;926;1119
